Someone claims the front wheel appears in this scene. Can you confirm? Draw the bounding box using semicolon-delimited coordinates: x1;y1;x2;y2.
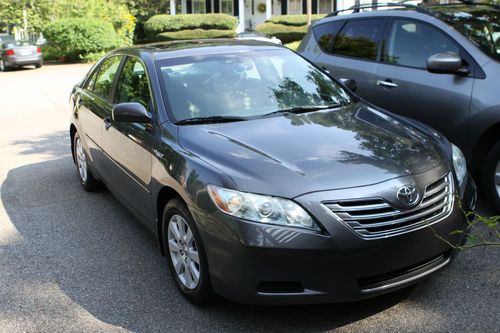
482;141;500;212
73;132;101;191
162;199;216;305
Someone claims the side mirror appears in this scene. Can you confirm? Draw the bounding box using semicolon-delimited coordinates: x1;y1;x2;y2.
339;78;357;92
427;52;468;75
112;102;151;123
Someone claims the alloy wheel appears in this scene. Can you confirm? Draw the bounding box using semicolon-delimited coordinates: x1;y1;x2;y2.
75;137;87;183
167;214;201;289
494;161;500;199
0;60;5;72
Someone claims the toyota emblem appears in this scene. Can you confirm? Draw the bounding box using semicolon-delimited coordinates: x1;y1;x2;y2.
397;185;419;207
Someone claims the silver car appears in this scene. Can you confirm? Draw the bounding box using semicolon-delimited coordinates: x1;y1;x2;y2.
298;2;500;211
0;40;43;71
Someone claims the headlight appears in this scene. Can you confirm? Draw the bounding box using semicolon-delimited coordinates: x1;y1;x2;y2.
452;144;467;191
207;185;319;231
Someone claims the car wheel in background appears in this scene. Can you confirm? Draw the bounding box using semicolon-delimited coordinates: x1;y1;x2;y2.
0;60;8;72
482;141;500;212
35;63;42;69
73;132;101;191
162;198;216;305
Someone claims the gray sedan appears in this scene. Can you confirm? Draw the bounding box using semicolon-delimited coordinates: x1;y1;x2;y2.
0;40;43;71
69;40;476;305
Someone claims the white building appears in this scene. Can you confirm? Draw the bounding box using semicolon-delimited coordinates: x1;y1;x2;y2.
168;0;354;32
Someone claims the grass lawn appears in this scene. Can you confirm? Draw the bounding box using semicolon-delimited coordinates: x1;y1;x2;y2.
284;40;301;51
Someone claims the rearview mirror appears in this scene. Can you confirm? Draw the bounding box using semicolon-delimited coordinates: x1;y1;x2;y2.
112;102;151;123
427;52;467;74
339;78;357;92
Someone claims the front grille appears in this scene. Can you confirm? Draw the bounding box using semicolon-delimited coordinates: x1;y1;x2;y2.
323;173;454;240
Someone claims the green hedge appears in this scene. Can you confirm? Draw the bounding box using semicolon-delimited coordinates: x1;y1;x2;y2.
144;14;238;39
256;22;308;44
156;29;236;41
266;14;326;26
256;15;326;43
44;18;119;62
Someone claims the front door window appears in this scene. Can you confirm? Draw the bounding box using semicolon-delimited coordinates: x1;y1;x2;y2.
384;19;459;69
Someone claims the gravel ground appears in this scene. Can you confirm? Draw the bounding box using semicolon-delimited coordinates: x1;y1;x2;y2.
0;64;498;333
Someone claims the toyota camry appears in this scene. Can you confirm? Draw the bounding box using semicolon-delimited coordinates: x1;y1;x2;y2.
70;40;476;305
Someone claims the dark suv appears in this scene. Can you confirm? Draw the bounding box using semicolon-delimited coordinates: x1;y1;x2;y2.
298;2;500;209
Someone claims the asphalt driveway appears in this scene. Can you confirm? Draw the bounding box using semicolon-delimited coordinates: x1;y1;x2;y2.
0;64;498;332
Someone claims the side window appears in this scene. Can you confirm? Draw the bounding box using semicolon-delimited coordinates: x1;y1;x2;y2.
384;19;459;69
114;57;152;110
313;20;345;53
331;19;386;61
92;56;122;100
84;68;98;91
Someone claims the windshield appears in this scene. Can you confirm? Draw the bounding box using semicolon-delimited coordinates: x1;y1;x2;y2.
428;5;500;61
156;49;352;122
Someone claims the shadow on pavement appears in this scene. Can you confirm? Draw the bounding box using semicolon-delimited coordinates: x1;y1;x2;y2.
11;130;70;157
0;156;414;332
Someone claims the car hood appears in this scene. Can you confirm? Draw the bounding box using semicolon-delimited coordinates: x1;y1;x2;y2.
178;102;447;198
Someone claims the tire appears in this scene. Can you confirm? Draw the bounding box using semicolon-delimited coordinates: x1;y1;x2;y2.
73;131;101;191
482;140;500;212
0;59;8;72
162;199;216;305
35;63;42;69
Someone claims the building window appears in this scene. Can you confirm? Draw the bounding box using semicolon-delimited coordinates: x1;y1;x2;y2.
220;0;233;14
318;0;333;13
193;0;206;13
288;0;302;14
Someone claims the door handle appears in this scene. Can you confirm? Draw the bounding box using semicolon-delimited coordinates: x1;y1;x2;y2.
377;80;398;88
103;117;112;130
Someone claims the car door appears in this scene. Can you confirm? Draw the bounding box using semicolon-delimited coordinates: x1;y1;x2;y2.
101;56;155;223
314;18;388;101
372;18;475;148
75;55;123;171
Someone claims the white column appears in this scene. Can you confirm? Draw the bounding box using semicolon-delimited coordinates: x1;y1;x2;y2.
266;0;272;20
237;0;245;33
170;0;176;15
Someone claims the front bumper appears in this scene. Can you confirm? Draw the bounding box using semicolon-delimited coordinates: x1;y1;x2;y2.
192;173;476;305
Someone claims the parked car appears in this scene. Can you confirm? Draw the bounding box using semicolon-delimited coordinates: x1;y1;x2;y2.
236;32;282;44
298;2;500;209
70;40;475;305
0;40;42;71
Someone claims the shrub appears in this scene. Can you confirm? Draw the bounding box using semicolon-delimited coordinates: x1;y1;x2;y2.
44;18;120;62
256;22;308;44
144;14;238;38
41;45;60;61
266;14;326;26
156;29;236;41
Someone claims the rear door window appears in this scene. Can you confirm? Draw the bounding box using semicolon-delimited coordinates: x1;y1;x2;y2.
331;19;386;61
383;19;459;69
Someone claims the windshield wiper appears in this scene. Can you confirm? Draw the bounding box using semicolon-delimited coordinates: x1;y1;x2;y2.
176;115;248;125
262;104;342;117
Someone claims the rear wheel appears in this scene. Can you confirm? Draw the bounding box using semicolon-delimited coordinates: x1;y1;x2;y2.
482;141;500;212
0;60;8;72
73;132;100;191
35;63;42;69
162;199;216;305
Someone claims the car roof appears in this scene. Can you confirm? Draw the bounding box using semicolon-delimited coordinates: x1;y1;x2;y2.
113;39;285;60
313;3;499;26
